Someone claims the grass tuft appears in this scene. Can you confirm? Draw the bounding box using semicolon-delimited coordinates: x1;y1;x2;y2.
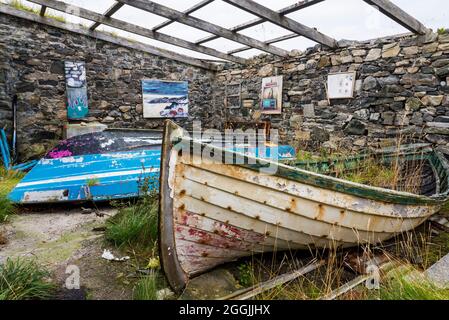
105;193;159;249
376;265;449;300
237;262;255;287
133;271;159;300
0;258;55;300
0;167;24;223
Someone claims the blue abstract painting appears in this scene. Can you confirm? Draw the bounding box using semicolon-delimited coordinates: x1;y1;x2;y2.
142;80;189;118
65;61;88;119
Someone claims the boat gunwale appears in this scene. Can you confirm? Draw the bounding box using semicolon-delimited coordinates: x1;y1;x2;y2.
172;135;449;206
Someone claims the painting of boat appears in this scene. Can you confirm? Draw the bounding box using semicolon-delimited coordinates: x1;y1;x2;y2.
8;130;163;204
158;120;449;291
8;128;295;205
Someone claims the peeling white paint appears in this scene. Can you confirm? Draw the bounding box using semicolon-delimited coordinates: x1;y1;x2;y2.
23;190;69;202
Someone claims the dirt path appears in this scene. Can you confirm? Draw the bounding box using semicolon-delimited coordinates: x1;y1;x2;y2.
0;206;137;300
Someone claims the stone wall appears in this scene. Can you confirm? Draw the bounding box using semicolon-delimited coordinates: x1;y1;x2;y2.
2;11;449;161
215;32;449;151
0;13;217;160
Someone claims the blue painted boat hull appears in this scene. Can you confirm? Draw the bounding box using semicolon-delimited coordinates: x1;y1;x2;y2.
9;150;161;204
9;130;296;204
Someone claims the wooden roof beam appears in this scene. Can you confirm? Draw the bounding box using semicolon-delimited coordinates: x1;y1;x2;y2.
362;0;429;35
39;5;46;16
27;0;247;64
223;0;337;48
89;2;124;31
152;0;215;32
116;0;289;57
228;33;300;55
195;0;325;45
0;4;216;70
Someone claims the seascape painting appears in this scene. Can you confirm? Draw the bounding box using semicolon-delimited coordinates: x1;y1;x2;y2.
65;61;88;119
261;76;283;114
142;80;189;118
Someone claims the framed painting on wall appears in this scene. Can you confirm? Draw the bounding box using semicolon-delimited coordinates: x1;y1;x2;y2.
65;61;88;119
261;76;283;114
327;72;356;99
142;80;189;118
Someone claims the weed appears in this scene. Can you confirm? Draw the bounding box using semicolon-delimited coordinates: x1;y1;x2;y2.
133;271;159;300
237;262;254;287
0;258;55;300
0;196;15;223
0;167;24;223
375;265;449;300
86;178;100;187
105;193;159;249
437;28;448;35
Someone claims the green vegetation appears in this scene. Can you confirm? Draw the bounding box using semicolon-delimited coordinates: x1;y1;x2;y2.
105;178;164;300
133;271;159;300
86;178;100;187
0;168;24;223
237;262;254;287
0;258;55;300
105;193;159;249
372;265;449;300
338;158;397;189
292;148;425;194
437;28;448;35
9;0;66;23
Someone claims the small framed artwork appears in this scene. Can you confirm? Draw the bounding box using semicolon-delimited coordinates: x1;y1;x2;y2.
261;76;283;114
327;72;356;99
65;61;88;119
142;79;189;118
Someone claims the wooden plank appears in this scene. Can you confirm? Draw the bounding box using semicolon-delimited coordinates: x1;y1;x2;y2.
116;0;289;57
363;0;428;35
0;4;216;70
319;274;370;300
27;0;246;64
223;0;337;48
39;5;46;16
152;0;215;32
219;259;325;300
228;33;300;55
89;2;124;31
196;0;325;45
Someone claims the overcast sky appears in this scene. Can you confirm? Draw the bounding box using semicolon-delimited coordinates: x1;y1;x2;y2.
3;0;449;60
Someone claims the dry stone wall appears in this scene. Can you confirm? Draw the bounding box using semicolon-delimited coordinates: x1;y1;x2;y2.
2;11;449;161
215;32;449;151
0;13;217;160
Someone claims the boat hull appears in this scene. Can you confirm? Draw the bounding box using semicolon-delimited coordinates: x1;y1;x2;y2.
9;130;295;204
158;121;449;292
9;150;161;204
9;130;164;204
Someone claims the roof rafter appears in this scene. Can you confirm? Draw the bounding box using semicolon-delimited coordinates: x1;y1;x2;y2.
228;33;300;55
27;0;247;64
196;0;325;45
0;4;216;70
39;5;46;16
223;0;337;48
116;0;290;57
89;1;124;31
152;0;215;32
362;0;428;35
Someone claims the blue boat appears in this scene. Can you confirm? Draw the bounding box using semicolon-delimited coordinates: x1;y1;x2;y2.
9;130;163;204
9;129;296;204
